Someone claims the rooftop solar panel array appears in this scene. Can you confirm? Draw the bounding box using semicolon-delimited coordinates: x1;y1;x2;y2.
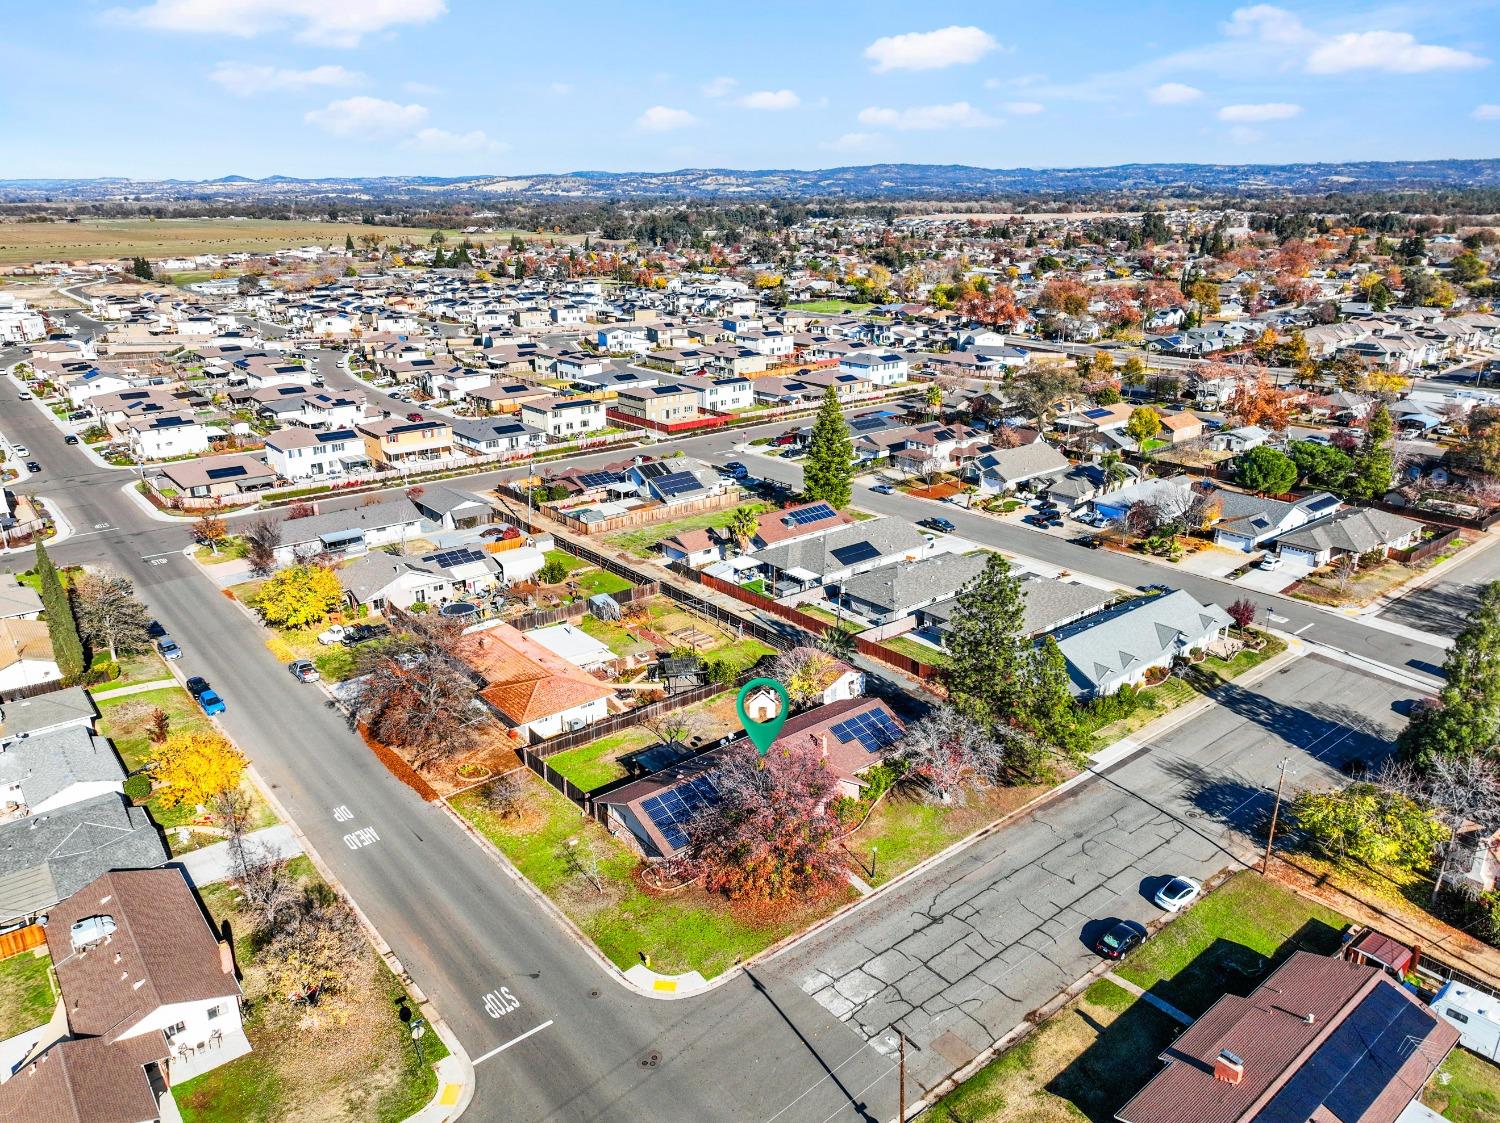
782;502;837;526
640;773;720;851
830;709;903;753
830;541;881;566
635;461;671;480
851;416;888;432
423;548;487;569
655;471;701;498
577;470;622;488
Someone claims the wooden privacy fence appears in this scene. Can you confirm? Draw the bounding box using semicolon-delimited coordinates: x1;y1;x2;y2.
1390;527;1462;566
0;923;46;961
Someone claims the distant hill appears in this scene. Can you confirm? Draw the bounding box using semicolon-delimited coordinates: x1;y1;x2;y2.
3;159;1499;203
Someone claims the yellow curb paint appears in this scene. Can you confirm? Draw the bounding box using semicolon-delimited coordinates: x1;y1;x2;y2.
439;1084;462;1106
652;979;678;992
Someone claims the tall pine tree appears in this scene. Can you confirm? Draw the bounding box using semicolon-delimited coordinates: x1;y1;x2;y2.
344;233;355;253
944;553;1030;726
32;542;84;678
1022;637;1088;759
802;387;853;509
1399;580;1500;766
1351;402;1394;501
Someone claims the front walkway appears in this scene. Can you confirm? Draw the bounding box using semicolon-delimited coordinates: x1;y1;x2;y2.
175;824;302;886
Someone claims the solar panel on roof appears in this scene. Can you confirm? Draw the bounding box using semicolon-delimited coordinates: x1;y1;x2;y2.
1083;407;1112;419
782;503;836;527
850;416;888;433
205;466;249;480
655;471;701;498
423;548;487;569
640;772;720;852
577;470;622;488
830;709;903;753
635;461;671;480
830;541;881;566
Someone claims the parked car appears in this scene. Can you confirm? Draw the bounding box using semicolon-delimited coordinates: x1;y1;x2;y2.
289;659;320;683
16;391;31;401
25;462;40;474
147;620;167;639
405;411;424;422
1094;920;1147;960
64;434;79;445
12;445;28;457
721;461;749;480
870;483;895;495
919;517;956;534
184;676;212;699
156;638;183;660
197;689;226;716
341;623;390;646
1257;554;1283;571
1153;876;1202;912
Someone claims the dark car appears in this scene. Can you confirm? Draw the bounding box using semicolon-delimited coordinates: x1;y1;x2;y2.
341;623;390;646
25;462;40;474
1072;534;1102;548
920;517;956;534
184;676;212;699
721;461;749;479
64;434;79;445
1094;920;1146;960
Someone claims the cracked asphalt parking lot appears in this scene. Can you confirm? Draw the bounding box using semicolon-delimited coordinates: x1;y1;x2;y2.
760;655;1409;1095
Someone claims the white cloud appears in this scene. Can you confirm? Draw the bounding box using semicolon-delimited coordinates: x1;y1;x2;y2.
1475;104;1500;120
857;102;997;130
404;127;505;155
1218;101;1301;122
1147;82;1203;105
701;76;738;98
1306;31;1486;74
108;0;446;47
635;105;697;131
1003;101;1044;116
821;132;885;153
739;89;800;110
1229;126;1265;144
864;26;998;72
209;61;361;96
305;96;428;137
1224;5;1310;45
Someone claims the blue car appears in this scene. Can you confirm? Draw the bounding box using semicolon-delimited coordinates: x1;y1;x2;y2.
197;689;226;716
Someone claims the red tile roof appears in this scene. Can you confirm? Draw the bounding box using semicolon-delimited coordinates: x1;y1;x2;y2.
461;624;615;726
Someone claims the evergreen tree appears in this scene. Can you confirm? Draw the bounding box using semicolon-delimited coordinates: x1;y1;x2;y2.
344;233;355;253
1022;637;1088;758
1400;581;1500;766
430;246;448;268
944;553;1030;727
131;256;154;280
802;387;853;509
1351;403;1394;501
450;244;472;267
33;543;84;678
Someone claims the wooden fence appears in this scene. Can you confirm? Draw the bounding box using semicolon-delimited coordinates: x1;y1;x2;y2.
0;923;46;961
545;489;743;537
1391;527;1462;566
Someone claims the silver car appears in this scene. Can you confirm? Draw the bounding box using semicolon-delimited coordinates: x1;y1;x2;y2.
1153;876;1202;912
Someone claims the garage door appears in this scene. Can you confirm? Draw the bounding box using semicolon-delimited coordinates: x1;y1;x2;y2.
1281;546;1318;565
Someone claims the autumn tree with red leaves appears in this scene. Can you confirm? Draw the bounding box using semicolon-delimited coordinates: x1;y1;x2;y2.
685;740;844;902
1224;371;1294;431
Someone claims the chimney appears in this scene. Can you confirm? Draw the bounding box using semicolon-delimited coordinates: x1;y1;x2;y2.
1214;1050;1245;1085
818;732;829;759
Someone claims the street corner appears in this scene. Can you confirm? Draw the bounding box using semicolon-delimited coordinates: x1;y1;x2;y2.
622;963;711;997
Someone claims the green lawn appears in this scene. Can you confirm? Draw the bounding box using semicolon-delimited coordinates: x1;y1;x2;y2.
1117;872;1347;1018
926;978;1181;1123
1423;1044;1500;1123
575;568;634;596
544;728;652;791
542;548;587;576
89;648;170;694
603;502;766;559
788;299;867;313
877;634;952;667
0;950;55;1040
577;614;650;658
174;857;446;1123
451;775;852;978
711;636;776;674
798;604;867;634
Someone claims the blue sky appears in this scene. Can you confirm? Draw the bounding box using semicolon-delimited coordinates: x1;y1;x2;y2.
4;1;1498;178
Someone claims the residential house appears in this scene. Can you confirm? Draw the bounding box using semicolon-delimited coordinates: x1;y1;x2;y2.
357;415;453;468
1211;489;1342;553
674;373;755;413
155;453;276;499
520;396;606;440
1117;950;1457;1123
1051;589;1232;696
627;459;728;505
612;383;702;427
750;501;856;550
338;552;458;613
748;518;939;595
837;351;909;385
0;619;60;692
1157;411;1205;445
836;551;989;628
263;427;366;482
0;575;43;621
0;868;247;1116
0;792;167;926
973;441;1071;494
271;497;426;567
0;686;98;747
464;381;553;415
596;697;905;858
450;416;544;455
1271;507;1424;567
461;624;616;742
659;528;722;569
408;485;494;530
1211;425;1271;454
0;725;125;822
917;576;1114;648
123;413;211;461
524;623;615;674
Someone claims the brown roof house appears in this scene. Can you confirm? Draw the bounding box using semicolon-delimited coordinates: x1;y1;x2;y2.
461;624;616;742
596;697;903;858
0;868;246;1122
0;618;60;694
1116;950;1458;1123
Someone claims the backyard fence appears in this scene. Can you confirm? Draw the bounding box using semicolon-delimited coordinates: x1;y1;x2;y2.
0;924;46;961
1389;527;1462;566
545;489;743;536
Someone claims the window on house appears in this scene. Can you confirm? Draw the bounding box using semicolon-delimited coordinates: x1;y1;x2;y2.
165;1020;187;1040
207;1005;222;1020
1447;1009;1470;1024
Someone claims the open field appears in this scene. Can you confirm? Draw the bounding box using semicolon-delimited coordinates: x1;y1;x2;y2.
0;219;567;266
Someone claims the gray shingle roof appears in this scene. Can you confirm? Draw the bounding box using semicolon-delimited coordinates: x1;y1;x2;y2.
1275;506;1424;555
0;726;125;807
0;687;99;745
1052;589;1232;695
752;518;928;579
841;551;988;616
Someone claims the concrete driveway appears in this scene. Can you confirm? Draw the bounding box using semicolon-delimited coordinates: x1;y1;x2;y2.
1234;557;1313;594
759;654;1408;1098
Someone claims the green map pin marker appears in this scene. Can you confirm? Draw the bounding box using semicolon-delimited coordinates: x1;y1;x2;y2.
736;677;790;756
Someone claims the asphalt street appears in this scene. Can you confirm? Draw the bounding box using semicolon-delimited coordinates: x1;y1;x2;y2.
0;340;1445;1122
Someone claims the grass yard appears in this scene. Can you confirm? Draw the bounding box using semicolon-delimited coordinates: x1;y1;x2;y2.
788;299;867;314
542;548;587;576
94;686;277;853
798;604;867;634
847;781;1055;886
0;218;481;266
577;613;651;659
604;502;767;559
543;727;654;791
1423;1045;1500;1123
574;568;634;596
451;775;853;978
1291;560;1424;608
0;950;56;1041
173;857;446;1123
1116;872;1347;1019
925;978;1181;1123
264;628;362;682
877;634;952;667
89;648;170;694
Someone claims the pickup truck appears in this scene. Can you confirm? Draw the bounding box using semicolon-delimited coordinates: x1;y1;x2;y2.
319;622;390;646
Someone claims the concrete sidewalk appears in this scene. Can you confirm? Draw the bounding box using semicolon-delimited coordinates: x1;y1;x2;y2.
175;824;302;886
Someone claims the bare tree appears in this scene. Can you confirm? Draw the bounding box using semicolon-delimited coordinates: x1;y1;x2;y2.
71;569;153;661
769;646;838;708
233;846;299;933
899;703;1009;802
482;771;527;819
242;517;282;577
349;616;484;768
640;708;706;749
1378;756;1500;902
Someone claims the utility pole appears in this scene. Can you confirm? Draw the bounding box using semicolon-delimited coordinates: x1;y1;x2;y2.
898;1032;906;1121
1262;757;1291;875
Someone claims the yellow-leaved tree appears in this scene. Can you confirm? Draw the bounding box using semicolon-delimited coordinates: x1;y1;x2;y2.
256;565;343;630
150;730;247;808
